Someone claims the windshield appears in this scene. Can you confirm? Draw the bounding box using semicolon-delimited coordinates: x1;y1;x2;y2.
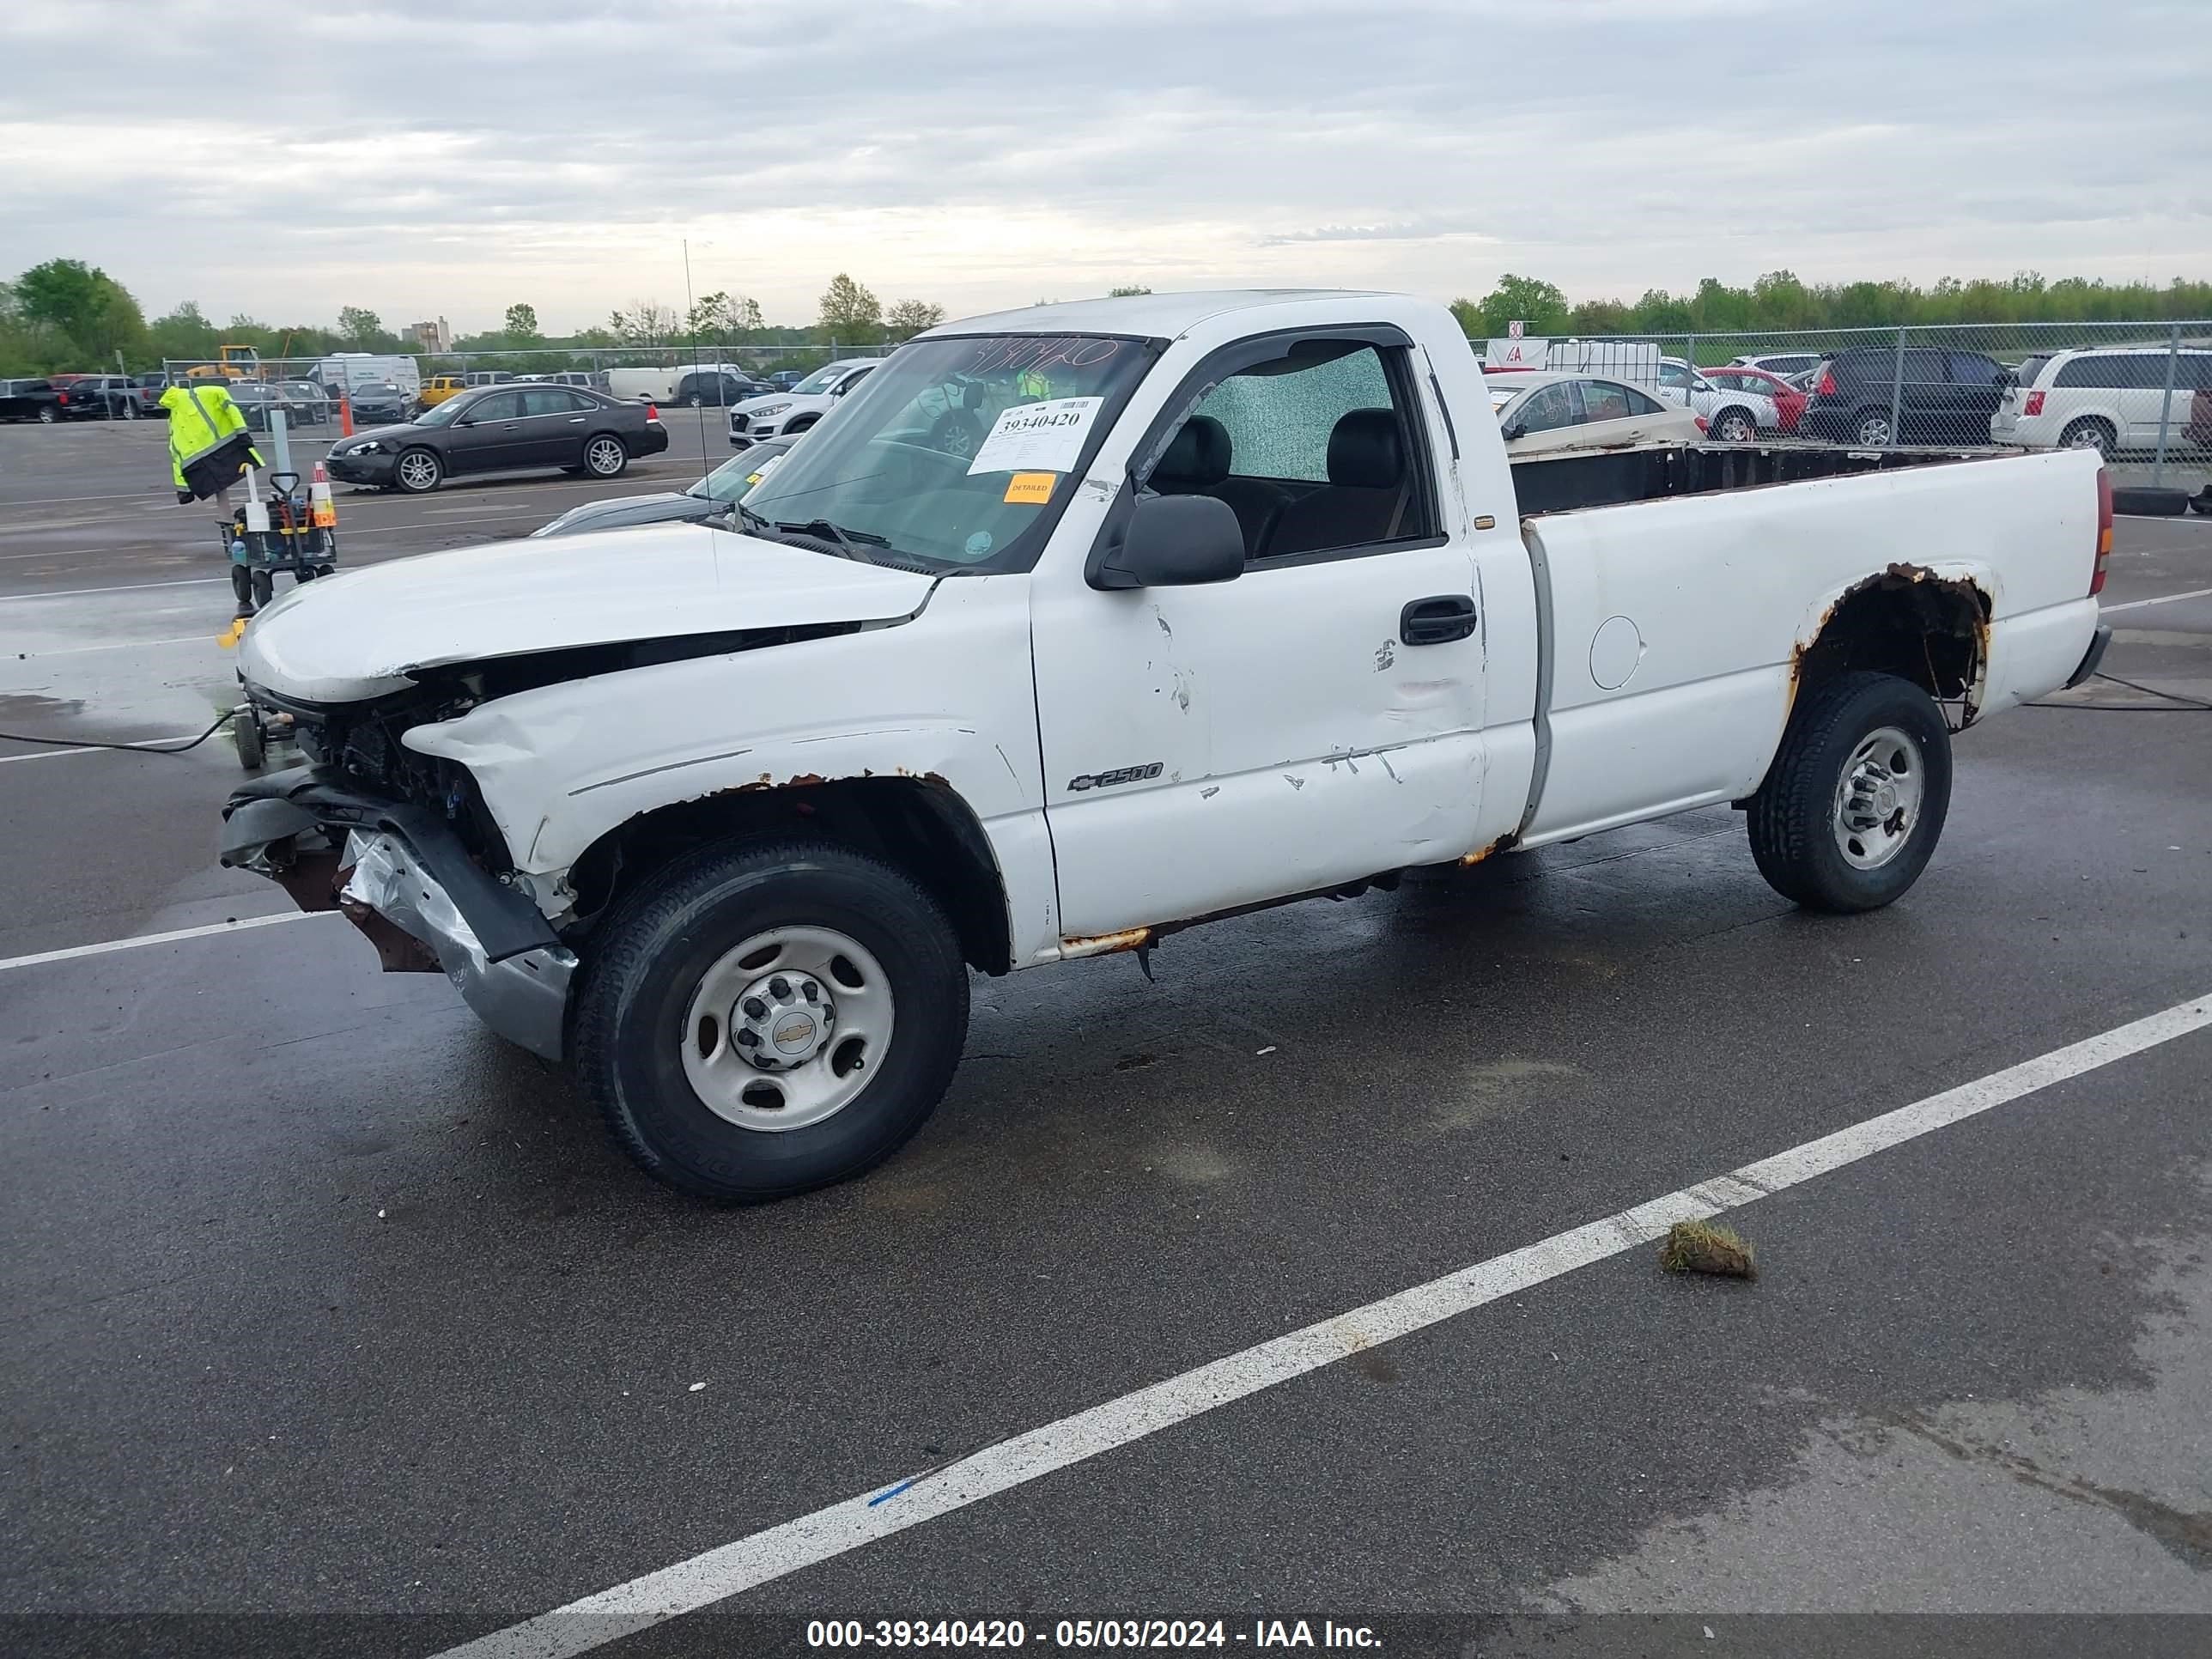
741;332;1155;574
789;363;852;395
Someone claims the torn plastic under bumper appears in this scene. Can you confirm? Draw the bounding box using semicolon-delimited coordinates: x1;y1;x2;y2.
220;765;575;1060
2065;623;2112;690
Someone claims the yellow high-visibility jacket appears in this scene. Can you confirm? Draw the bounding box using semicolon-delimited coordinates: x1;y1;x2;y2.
161;381;263;497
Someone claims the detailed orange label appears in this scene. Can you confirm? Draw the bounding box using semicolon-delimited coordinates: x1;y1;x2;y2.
1004;471;1056;504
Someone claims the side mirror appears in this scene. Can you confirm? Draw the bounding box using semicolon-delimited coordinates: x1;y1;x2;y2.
1088;493;1245;591
1502;422;1527;441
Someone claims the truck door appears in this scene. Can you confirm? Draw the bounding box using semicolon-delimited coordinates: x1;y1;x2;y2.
1028;330;1486;942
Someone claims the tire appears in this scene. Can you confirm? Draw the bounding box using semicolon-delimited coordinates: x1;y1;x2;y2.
2191;493;2212;515
2057;417;2116;460
249;568;275;609
786;415;817;434
1849;408;1893;447
1711;407;1758;443
36;405;58;425
2111;485;2191;517
927;409;985;459
234;710;264;771
685;392;705;408
574;839;970;1201
121;399;139;421
393;447;443;494
582;434;629;477
1747;671;1953;914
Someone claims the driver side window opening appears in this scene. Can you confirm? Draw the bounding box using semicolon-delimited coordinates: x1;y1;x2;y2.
1143;339;1438;564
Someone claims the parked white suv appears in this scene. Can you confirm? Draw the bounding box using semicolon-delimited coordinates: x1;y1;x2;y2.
729;358;881;447
1994;345;2212;459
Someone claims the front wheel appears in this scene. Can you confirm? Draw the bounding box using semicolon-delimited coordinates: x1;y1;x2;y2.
1747;671;1952;913
393;447;443;493
582;434;629;477
574;840;969;1201
121;399;140;421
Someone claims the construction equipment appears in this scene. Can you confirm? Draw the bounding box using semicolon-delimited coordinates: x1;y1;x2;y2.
186;344;264;380
223;461;339;769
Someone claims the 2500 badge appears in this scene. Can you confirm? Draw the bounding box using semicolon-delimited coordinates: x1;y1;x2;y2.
1066;763;1164;793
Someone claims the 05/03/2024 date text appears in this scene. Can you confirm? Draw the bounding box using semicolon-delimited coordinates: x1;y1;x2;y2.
807;1618;1383;1649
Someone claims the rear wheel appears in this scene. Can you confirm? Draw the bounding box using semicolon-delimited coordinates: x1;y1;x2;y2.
1747;671;1952;913
393;447;443;493
121;399;140;421
36;405;58;425
583;434;629;477
1711;407;1758;442
2059;417;2116;459
1850;408;1893;447
574;840;970;1201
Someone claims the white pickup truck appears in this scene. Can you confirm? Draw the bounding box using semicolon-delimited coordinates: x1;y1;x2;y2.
222;289;2114;1201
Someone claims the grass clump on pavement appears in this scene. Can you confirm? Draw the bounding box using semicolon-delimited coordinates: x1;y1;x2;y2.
1660;1218;1757;1279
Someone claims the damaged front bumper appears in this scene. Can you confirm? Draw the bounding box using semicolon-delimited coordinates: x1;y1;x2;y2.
220;766;576;1060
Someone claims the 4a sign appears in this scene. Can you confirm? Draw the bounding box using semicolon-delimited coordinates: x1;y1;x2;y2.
1485;335;1550;369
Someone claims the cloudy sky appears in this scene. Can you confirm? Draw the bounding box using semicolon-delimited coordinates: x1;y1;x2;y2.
3;0;2206;333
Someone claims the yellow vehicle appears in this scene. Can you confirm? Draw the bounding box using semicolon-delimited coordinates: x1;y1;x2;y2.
185;344;264;380
417;374;469;409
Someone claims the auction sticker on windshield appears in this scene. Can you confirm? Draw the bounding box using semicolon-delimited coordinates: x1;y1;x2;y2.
967;396;1103;476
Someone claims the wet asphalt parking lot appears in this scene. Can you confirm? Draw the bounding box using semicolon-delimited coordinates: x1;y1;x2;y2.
3;416;2211;1658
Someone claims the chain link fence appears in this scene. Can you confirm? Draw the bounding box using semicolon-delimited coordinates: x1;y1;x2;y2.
1468;319;2212;494
160;341;899;405
154;318;2212;497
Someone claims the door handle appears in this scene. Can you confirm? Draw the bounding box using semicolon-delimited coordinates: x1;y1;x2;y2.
1401;593;1477;646
501;422;520;431
567;416;586;423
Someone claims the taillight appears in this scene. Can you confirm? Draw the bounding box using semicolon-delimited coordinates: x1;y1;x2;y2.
1816;369;1837;397
645;403;661;422
2024;389;2045;416
2092;467;2112;595
1694;415;1709;433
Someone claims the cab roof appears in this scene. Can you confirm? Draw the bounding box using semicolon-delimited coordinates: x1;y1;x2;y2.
921;289;1395;342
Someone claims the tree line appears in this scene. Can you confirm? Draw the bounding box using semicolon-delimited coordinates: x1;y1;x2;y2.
1449;270;2212;340
9;255;2212;378
0;263;951;376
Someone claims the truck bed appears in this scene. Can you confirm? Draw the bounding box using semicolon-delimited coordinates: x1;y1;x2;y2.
1510;439;2011;517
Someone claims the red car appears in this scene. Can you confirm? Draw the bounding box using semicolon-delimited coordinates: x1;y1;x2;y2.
1703;364;1807;434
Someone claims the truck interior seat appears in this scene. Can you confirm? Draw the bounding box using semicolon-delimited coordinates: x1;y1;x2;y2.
1148;414;1291;558
1265;409;1411;558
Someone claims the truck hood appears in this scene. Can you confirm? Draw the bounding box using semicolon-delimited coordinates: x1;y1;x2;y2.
238;522;937;703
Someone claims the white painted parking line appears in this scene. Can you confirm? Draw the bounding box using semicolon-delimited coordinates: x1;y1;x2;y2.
3;577;225;599
15;634;216;658
0;911;334;974
2103;586;2212;614
434;991;2212;1659
0;745;107;765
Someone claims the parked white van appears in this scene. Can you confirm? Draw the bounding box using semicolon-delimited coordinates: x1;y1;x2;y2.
604;367;678;404
1994;345;2212;459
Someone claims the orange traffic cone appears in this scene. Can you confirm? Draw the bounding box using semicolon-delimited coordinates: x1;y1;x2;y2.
309;462;337;528
339;395;354;437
